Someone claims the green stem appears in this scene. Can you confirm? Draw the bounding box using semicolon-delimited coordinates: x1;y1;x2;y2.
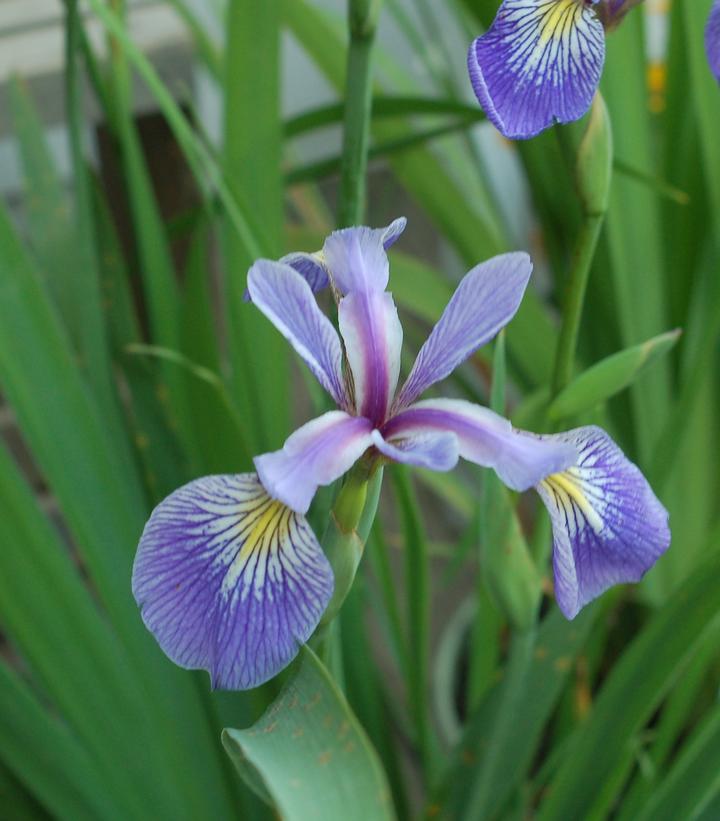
316;466;384;660
551;214;605;396
551;97;612;399
337;0;383;226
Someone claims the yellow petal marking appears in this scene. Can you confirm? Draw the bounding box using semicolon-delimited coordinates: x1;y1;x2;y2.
538;0;585;44
541;470;605;534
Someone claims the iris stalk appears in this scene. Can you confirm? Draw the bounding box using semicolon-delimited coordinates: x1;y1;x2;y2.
552;95;613;398
338;0;384;227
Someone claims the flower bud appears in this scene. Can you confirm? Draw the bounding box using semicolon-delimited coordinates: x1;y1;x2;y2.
575;92;613;217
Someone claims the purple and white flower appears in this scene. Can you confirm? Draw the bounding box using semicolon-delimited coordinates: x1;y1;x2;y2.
707;0;720;83
133;218;670;690
467;0;642;140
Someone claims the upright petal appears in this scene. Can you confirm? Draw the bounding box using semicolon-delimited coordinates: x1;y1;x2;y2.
248;259;347;407
380;216;407;250
468;0;606;139
257;218;406;297
323;225;391;294
536;427;670;618
132;474;333;690
254;411;375;514
383;398;577;489
707;0;720;82
395;253;532;409
339;290;403;424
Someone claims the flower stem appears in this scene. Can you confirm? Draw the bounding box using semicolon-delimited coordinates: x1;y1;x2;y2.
551;214;605;396
337;0;383;227
551;95;613;399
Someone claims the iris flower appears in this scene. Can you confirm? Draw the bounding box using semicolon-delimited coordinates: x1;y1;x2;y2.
708;0;720;82
467;0;642;139
132;219;669;690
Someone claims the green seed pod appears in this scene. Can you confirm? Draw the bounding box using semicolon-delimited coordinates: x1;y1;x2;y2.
320;466;383;626
575;92;613;218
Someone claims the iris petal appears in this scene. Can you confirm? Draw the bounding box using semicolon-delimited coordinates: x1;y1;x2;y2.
371;428;459;472
383;398;577;489
323;224;392;295
254;411;375;514
248;259;347;407
339;290;403;424
706;0;720;82
395;252;532;410
468;0;605;139
132;474;333;690
279;251;330;293
536;427;670;618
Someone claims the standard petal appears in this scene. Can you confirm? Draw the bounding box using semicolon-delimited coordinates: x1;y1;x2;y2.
370;428;459;472
383;398;577;490
248;259;347;407
323;224;393;294
536;427;670;619
254;411;375;514
380;216;407;249
247;218;406;300
132;473;333;690
707;0;720;82
339;290;403;425
468;0;606;139
395;253;532;409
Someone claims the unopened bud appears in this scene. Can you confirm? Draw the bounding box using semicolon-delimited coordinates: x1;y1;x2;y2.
575;92;613;217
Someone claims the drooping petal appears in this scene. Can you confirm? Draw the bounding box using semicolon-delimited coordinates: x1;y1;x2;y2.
248;259;347;407
370;428;459;472
383;398;577;490
536;427;670;619
132;473;333;690
254;411;375;514
707;0;720;82
339;290;403;424
322;224;391;294
468;0;606;139
395;253;532;409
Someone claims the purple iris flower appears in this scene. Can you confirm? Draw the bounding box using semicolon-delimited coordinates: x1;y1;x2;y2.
707;0;720;82
132;218;670;690
467;0;642;140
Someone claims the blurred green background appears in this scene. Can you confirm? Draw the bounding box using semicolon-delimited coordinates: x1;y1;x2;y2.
0;0;719;819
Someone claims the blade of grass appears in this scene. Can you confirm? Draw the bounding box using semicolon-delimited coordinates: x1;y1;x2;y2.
537;551;720;820
222;0;288;453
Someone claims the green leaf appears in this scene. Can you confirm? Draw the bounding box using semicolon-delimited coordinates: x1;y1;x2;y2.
549;329;681;420
634;706;720;821
222;0;289;452
222;646;395;821
538;552;720;820
434;606;598;819
284;96;484;137
0;663;120;821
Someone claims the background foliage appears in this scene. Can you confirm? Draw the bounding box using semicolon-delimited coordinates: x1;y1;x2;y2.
0;0;719;819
